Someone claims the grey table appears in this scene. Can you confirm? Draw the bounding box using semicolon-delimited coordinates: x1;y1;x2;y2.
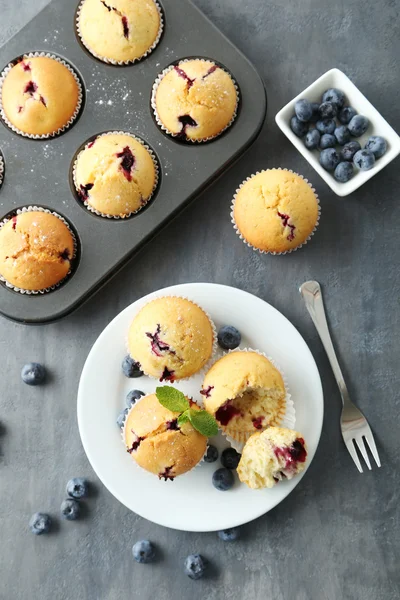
0;1;399;599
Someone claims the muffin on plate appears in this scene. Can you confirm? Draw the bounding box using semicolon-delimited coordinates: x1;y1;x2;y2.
201;351;286;443
73;132;157;217
128;296;215;381
237;427;307;489
123;394;207;479
0;210;75;291
232;169;320;254
1;55;80;137
77;0;162;64
152;59;238;142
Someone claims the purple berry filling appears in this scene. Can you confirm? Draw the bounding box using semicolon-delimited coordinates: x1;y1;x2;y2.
21;61;31;72
203;65;218;79
277;212;296;241
116;146;135;182
17;106;23;113
200;385;214;398
87;139;96;148
59;248;70;261
122;16;129;39
166;419;179;431
174;66;195;88
127;431;144;453
160;367;175;382
101;1;129;40
159;465;174;481
11;216;17;230
252;416;264;430
215;400;241;426
24;81;37;94
78;183;94;201
177;115;198;139
146;324;175;357
274;438;307;468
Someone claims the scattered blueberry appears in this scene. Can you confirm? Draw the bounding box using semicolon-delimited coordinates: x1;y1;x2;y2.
348;115;369;137
334;161;354;183
217;325;241;350
122;355;143;378
334;125;351;146
29;512;51;535
290;115;309;138
218;527;240;542
316;118;336;135
304;129;320;150
319;134;336;150
212;467;235;491
21;363;46;386
319;148;340;171
364;135;387;159
61;498;80;521
322;88;345;108
354;149;376;171
184;554;207;580
126;389;145;407
204;445;219;463
132;540;156;564
117;408;128;429
319;101;338;119
294;99;313;122
341;141;361;162
309;102;320;123
221;447;241;469
338;106;357;125
66;478;89;500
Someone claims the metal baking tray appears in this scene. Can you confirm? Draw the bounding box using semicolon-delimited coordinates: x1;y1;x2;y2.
0;0;266;323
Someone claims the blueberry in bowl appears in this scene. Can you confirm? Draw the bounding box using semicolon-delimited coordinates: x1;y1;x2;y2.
290;115;309;138
364;136;387;159
353;149;376;171
221;447;241;469
338;106;357;125
341;141;361;162
316;118;336;135
294;99;313;122
334;125;351;146
334;162;354;183
217;325;241;350
319;134;336;150
348;115;369;137
304;129;320;150
318;101;338;119
319;148;340;171
322;88;345;108
212;467;235;491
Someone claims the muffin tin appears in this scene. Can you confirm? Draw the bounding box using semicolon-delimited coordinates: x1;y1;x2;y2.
0;0;266;323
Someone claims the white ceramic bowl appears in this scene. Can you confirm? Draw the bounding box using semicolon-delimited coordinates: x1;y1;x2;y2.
275;68;400;197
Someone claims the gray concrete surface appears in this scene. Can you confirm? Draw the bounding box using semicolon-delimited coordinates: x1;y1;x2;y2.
0;1;399;599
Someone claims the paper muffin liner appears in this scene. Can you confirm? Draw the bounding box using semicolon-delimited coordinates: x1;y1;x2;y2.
151;58;240;143
0;52;83;140
125;295;218;383
0;152;4;189
0;206;77;295
72;130;159;219
76;0;164;65
200;347;295;453
231;168;321;256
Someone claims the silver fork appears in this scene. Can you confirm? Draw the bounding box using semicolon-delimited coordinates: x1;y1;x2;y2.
300;280;381;473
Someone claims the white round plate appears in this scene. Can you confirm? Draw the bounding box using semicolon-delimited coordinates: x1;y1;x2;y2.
78;283;323;532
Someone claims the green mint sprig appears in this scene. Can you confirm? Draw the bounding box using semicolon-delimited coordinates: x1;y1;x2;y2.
156;386;219;437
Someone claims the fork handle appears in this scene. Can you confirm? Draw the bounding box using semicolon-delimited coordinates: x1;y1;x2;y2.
300;281;350;406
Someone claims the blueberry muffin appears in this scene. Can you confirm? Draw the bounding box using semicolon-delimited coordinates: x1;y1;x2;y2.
0;211;74;291
233;169;319;253
1;56;80;136
124;394;207;479
152;59;238;141
237;427;307;489
74;133;157;217
78;0;162;63
128;297;215;381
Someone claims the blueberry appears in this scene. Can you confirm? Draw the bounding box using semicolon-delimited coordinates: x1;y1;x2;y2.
341;141;361;162
334;125;351;146
322;88;345;109
126;389;145;407
21;363;46;386
364;135;387;159
61;498;80;521
117;408;128;429
204;445;219;463
319;101;337;119
122;355;143;378
316;119;336;135
212;467;235;491
29;512;51;535
217;325;241;350
184;554;207;580
304;129;320;150
294;99;313;122
309;102;320;123
221;448;241;469
334;162;354;183
290;115;309;138
319;134;336;150
319;148;340;171
66;478;89;499
218;527;240;542
338;106;357;125
348;115;369;137
132;540;156;564
353;149;376;171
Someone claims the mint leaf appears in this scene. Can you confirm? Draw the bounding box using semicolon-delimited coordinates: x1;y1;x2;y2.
156;386;189;413
177;411;190;427
188;409;219;437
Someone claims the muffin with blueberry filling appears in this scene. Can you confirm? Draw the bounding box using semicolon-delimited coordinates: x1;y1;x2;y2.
73;133;157;217
128;296;215;382
123;394;207;479
152;59;238;142
237;427;307;489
